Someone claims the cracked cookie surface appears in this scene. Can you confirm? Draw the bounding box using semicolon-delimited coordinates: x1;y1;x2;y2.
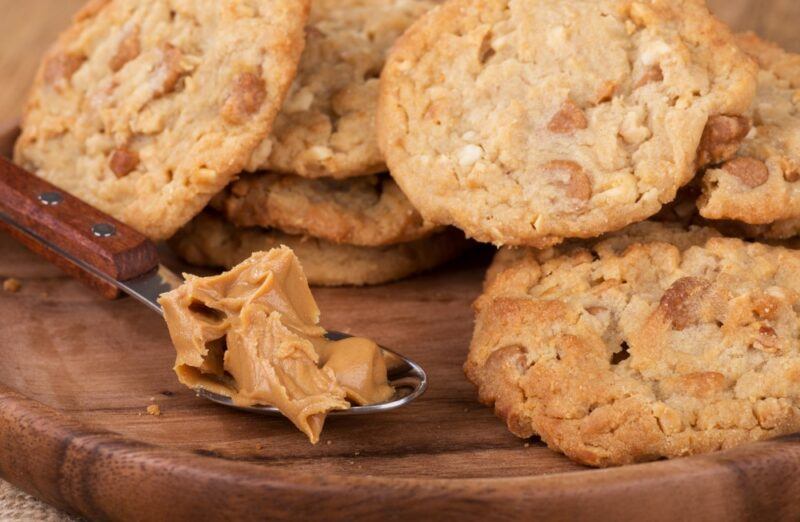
378;0;756;247
699;33;800;226
14;0;309;239
212;172;439;246
246;0;437;178
466;222;800;466
171;211;468;286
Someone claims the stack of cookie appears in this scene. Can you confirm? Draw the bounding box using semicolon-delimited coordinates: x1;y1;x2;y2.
170;0;469;286
14;0;466;288
376;0;800;465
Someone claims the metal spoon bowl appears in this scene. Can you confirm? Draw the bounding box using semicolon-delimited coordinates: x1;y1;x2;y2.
195;331;428;416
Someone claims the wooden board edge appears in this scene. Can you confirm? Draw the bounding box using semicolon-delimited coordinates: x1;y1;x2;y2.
4;382;800;521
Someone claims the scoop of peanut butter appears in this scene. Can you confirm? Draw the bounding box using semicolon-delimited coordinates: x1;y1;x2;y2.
158;247;394;443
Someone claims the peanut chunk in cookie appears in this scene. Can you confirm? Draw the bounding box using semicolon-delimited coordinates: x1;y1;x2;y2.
594;81;617;104
634;64;663;88
696;115;751;167
658;276;711;330
755;325;780;353
675;371;727;398
544;160;592;201
547;100;587;134
109;26;140;72
156;44;184;96
109;148;139;178
222;72;267;124
44;52;85;85
722;157;769;188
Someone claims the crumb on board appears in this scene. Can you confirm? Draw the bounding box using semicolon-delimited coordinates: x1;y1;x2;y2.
524;443;531;448
326;440;332;445
3;278;21;293
147;404;162;416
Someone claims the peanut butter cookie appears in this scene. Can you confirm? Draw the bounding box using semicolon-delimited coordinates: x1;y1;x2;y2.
212;172;439;246
467;222;800;466
171;212;468;286
246;0;437;178
14;0;309;239
699;33;800;226
378;0;757;247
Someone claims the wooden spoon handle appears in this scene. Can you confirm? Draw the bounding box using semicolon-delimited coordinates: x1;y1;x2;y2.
0;157;159;299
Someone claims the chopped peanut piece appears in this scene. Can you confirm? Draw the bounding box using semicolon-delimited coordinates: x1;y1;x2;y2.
547;100;588;134
723;157;769;188
3;278;21;293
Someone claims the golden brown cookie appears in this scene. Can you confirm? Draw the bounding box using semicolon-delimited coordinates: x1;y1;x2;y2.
378;0;757;247
246;0;437;178
467;222;800;466
699;33;800;226
14;0;309;239
171;212;468;286
212;172;439;246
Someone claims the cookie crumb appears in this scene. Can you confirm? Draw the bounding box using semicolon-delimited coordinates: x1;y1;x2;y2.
354;450;361;457
326;440;332;445
3;278;21;293
146;404;162;416
524;443;531;448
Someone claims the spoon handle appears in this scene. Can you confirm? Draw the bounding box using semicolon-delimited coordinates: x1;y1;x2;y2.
0;156;159;299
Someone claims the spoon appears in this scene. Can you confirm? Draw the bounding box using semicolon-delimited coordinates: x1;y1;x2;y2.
0;156;428;415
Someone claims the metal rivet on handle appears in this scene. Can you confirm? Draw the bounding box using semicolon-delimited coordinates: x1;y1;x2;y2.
92;223;116;238
38;192;63;206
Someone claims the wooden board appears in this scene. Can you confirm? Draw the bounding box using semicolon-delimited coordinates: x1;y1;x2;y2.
5;222;800;522
3;114;800;519
2;1;800;520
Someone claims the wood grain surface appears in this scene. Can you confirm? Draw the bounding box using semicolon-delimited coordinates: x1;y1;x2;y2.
0;1;799;521
4;228;800;521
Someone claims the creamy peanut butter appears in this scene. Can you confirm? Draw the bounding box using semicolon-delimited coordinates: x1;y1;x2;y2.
158;247;393;443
